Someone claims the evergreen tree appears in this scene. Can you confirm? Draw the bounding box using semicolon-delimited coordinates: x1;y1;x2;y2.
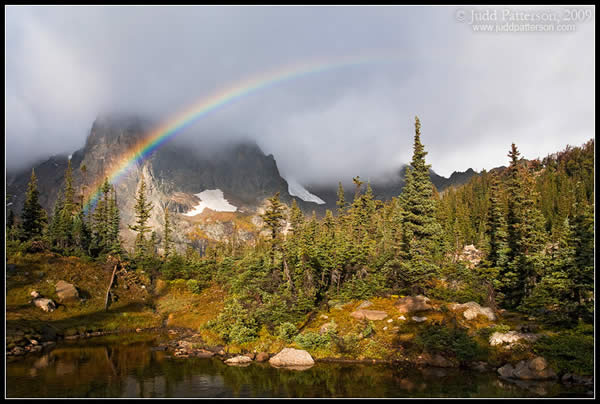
129;176;154;259
397;116;442;293
162;205;173;258
21;169;47;240
261;192;285;268
107;186;122;256
336;182;346;215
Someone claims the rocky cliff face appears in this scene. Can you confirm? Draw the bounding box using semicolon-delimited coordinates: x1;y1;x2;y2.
6;115;312;253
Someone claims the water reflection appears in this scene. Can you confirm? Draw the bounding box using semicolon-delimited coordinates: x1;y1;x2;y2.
5;334;590;398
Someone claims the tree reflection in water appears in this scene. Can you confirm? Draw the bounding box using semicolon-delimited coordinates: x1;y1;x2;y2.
6;334;589;398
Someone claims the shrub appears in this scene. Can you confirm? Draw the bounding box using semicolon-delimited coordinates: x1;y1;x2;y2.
533;323;594;375
277;322;298;342
332;333;361;355
294;331;330;350
416;323;485;362
186;279;204;294
228;323;257;344
362;321;375;338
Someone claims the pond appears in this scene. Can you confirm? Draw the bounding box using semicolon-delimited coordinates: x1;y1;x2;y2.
5;333;591;398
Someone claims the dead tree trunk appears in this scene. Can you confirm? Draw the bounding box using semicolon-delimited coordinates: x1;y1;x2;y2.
104;264;118;312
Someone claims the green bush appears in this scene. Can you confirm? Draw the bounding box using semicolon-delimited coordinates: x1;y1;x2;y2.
332;333;361;354
416;323;485;362
228;323;257;344
186;279;204;294
294;331;330;350
362;321;375;338
533;323;594;375
276;322;298;342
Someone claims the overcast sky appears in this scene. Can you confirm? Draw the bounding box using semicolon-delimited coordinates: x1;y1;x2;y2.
5;5;595;183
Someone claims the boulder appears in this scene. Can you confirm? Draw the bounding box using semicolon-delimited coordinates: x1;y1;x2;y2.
395;295;432;313
55;280;79;303
269;348;314;367
225;355;252;365
350;310;388;321
33;298;56;312
451;302;496;321
412;316;427;323
489;331;539;347
498;357;557;380
416;353;458;368
256;352;270;362
498;363;515;378
357;300;373;310
30;291;41;299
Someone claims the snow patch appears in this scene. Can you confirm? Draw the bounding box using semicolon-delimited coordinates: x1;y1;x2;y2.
286;178;325;205
183;189;237;216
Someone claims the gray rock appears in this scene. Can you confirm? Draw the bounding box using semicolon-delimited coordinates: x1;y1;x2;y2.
498;363;515;378
395;295;432;313
225;355;252;365
451;301;496;321
33;298;56;312
412;316;427;323
357;300;373;310
269;348;315;367
489;331;539;347
55;280;79;303
350;310;388;321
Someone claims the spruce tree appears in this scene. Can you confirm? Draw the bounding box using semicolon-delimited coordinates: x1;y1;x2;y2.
336;182;346;215
162;206;173;258
398;116;442;293
107;186;122;256
21;169;47;240
261;192;285;268
129;176;154;259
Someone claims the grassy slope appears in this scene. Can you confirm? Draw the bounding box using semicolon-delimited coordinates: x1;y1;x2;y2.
6;252;161;338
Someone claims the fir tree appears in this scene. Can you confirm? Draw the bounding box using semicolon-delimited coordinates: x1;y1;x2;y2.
336;182;346;215
21;169;47;240
397;116;442;293
162;205;173;258
261;192;285;268
129;176;154;259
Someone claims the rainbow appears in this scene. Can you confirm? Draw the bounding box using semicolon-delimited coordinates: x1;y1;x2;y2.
83;51;399;211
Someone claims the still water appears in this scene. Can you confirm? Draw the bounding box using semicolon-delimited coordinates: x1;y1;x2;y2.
6;333;590;398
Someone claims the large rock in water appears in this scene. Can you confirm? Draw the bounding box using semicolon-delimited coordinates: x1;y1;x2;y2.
451;302;496;321
55;281;79;303
269;348;315;367
497;357;557;380
225;355;252;365
395;295;432;313
350;310;388;321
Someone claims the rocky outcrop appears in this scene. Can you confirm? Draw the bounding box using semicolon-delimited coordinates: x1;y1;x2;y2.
269;348;315;367
55;281;79;303
497;357;557;380
451;301;496;321
395;295;432;313
225;355;252;365
489;331;539;347
456;244;483;268
350;310;388;321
